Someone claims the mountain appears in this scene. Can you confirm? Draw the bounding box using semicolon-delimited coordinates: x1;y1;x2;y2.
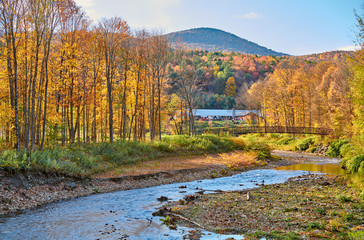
166;27;287;56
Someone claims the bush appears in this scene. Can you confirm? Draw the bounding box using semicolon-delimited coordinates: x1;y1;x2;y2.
295;137;314;151
247;142;271;159
228;137;246;150
276;135;295;146
152;141;175;153
268;133;279;139
340;143;355;159
162;134;239;153
346;154;364;174
327;139;349;157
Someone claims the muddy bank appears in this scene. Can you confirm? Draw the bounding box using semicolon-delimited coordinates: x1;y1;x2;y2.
0;165;225;216
0;150;328;216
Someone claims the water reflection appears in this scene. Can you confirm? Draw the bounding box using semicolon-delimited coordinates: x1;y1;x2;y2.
276;162;346;175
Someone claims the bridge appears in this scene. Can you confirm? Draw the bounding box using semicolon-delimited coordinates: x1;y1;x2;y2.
202;126;332;135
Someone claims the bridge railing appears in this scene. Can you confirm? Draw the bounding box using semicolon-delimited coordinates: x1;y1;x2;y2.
202;126;332;135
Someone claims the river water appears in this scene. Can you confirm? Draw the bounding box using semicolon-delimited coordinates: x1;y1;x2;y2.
0;153;344;240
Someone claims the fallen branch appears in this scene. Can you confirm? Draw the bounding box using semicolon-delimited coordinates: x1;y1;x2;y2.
169;212;205;229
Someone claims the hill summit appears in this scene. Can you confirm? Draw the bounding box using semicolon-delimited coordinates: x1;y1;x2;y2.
166;27;287;56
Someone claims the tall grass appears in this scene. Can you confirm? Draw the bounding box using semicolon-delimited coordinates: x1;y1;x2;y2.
0;135;247;177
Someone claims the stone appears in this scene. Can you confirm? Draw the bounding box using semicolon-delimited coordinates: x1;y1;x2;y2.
157;196;169;202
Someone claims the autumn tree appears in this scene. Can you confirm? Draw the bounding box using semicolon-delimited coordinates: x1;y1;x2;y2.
130;30;149;141
0;0;23;149
58;0;89;144
225;76;237;97
349;10;364;151
97;17;129;143
175;53;203;135
148;31;169;140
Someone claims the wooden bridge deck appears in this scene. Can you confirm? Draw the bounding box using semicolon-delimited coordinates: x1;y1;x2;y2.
202;126;332;135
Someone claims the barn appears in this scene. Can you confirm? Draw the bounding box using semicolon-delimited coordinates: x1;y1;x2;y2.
193;109;259;121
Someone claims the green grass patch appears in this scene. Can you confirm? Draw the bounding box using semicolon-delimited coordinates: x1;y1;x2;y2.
0;135;249;177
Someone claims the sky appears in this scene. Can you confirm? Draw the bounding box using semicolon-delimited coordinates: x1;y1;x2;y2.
74;0;363;56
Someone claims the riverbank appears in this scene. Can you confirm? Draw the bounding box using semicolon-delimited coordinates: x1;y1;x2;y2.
0;150;307;216
0;135;248;177
161;174;364;239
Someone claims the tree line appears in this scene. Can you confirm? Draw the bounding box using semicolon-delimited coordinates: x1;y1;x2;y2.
1;0;363;153
0;0;171;150
246;52;363;151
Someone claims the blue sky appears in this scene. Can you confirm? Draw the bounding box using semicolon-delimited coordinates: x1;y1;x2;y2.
74;0;363;55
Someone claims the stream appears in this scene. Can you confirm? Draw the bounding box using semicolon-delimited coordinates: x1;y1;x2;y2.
0;152;344;240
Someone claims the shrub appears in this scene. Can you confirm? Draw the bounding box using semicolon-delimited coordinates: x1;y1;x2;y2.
276;136;295;146
152;141;175;153
346;154;364;174
327;139;349;157
268;133;279;139
340;143;354;159
248;142;271;159
228;137;246;150
295;137;314;151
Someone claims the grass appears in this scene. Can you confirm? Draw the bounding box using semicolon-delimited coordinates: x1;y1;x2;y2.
239;133;331;152
0;134;253;177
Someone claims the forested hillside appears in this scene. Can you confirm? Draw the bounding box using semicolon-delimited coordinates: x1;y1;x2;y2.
166;49;350;110
166;27;287;56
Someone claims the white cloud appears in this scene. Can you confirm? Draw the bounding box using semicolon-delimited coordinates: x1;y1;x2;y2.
337;44;360;51
234;12;262;20
74;0;98;22
74;0;182;29
74;0;95;8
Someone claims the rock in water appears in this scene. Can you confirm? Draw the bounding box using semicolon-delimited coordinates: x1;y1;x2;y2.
157;196;169;202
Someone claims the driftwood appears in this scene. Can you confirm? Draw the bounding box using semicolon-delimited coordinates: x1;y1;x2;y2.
168;212;205;229
153;206;205;229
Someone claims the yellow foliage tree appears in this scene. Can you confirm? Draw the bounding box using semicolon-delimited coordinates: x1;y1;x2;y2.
225;77;237;97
